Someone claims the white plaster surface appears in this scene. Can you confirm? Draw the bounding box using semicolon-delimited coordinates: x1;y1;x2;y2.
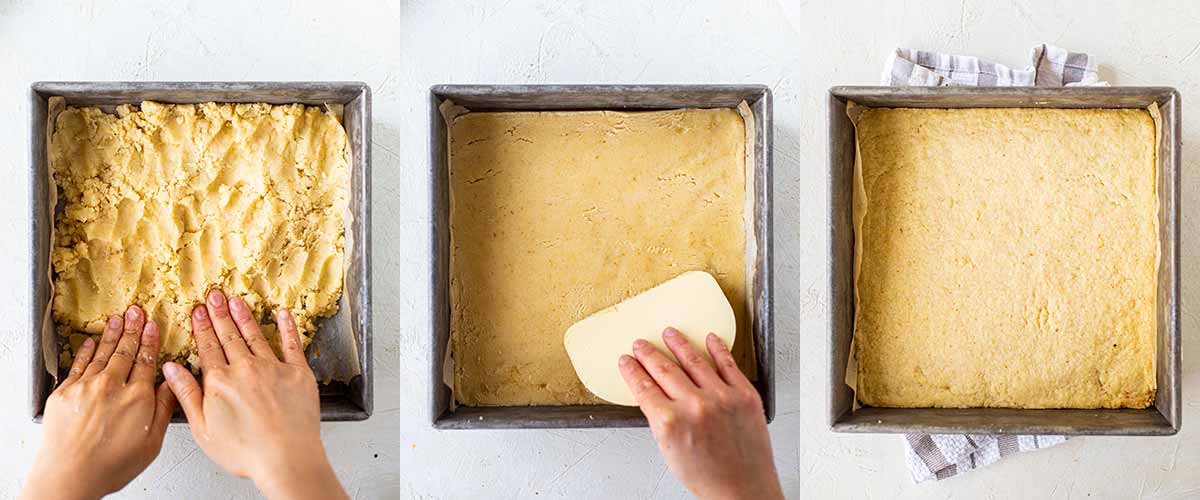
2;0;1199;499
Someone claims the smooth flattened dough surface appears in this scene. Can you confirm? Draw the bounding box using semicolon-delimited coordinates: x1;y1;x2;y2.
450;108;749;406
50;101;349;367
853;107;1157;409
564;271;735;406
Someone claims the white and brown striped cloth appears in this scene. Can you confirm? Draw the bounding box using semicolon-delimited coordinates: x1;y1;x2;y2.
883;43;1102;483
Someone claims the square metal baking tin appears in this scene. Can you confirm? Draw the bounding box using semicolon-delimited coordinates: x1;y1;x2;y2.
430;84;774;429
828;86;1181;435
30;82;373;422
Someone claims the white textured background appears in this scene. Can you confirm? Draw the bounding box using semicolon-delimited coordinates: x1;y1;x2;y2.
2;1;1199;499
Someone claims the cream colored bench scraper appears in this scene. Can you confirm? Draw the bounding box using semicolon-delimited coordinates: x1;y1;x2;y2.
563;271;736;406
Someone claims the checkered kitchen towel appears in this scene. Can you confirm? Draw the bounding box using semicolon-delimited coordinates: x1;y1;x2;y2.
883;44;1106;86
884;43;1102;483
905;434;1069;482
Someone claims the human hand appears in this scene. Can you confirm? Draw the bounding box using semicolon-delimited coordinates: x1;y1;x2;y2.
620;328;782;500
162;290;347;500
22;306;176;500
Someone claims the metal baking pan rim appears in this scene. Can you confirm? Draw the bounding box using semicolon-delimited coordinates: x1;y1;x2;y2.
28;81;373;423
429;84;774;429
826;85;1181;436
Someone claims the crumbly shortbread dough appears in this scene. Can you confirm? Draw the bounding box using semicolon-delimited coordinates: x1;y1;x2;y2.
50;101;349;368
450;108;749;406
853;107;1157;409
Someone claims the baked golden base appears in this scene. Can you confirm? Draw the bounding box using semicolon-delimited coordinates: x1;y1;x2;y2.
853;107;1157;409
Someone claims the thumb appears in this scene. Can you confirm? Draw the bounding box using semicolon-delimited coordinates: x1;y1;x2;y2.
151;381;177;441
163;362;205;434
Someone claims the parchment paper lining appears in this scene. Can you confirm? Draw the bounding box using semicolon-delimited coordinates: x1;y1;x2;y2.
40;98;362;385
439;100;760;408
39;97;64;377
843;102;1163;411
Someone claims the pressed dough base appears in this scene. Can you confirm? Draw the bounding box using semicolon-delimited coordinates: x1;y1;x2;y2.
853;107;1157;409
450;108;750;406
50;102;349;368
